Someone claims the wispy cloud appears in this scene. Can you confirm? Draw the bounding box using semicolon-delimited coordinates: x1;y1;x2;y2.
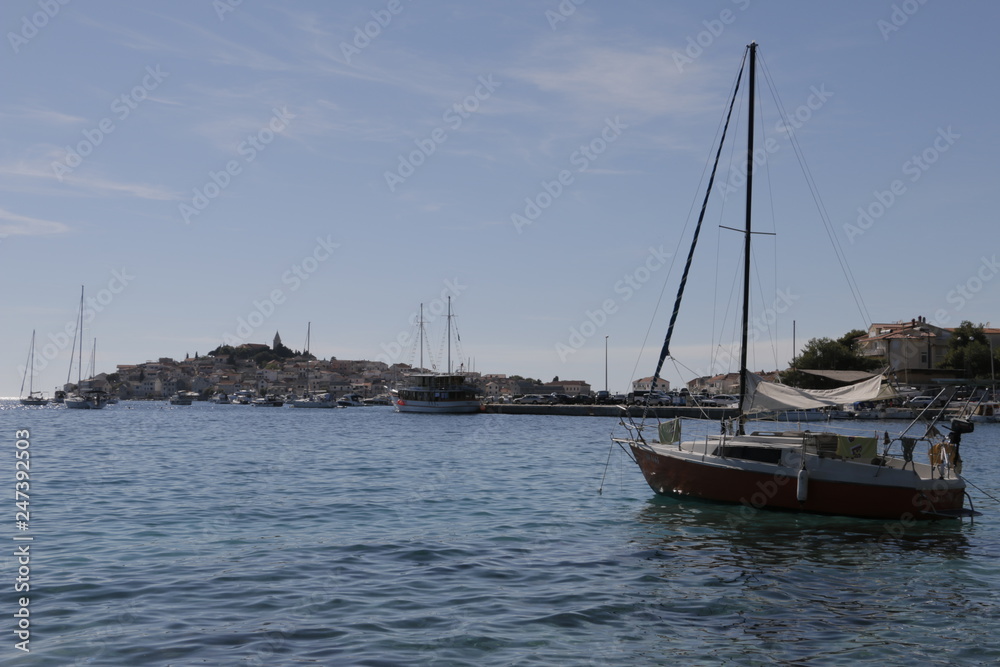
505;39;722;120
0;208;69;236
1;106;87;127
0;150;176;201
74;11;291;73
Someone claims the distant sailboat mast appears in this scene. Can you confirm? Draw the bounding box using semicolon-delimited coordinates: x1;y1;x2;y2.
20;330;35;398
78;293;85;385
67;286;83;386
88;338;97;381
418;303;426;372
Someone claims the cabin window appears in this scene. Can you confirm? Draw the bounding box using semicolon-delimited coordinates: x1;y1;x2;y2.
711;445;782;464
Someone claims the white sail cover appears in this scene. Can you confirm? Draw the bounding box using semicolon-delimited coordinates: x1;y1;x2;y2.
742;372;895;413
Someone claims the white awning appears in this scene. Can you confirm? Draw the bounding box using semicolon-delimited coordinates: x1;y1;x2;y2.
742;373;895;413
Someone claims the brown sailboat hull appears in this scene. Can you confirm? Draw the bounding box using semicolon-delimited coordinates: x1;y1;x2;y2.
630;443;968;521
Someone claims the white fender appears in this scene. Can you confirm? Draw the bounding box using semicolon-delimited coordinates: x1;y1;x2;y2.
796;468;809;502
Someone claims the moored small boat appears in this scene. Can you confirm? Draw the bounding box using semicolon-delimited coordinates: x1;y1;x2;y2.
19;330;49;406
336;393;365;407
252;394;284;407
168;391;197;406
292;392;336;408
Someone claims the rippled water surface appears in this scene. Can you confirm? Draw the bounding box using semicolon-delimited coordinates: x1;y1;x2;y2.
3;401;1000;665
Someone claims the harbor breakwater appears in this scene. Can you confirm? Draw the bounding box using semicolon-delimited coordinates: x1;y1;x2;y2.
482;403;738;419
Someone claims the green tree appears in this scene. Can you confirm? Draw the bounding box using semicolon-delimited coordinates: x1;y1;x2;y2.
836;329;869;351
939;321;997;378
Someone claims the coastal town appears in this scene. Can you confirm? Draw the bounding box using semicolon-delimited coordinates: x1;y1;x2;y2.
58;317;1000;405
75;331;595;404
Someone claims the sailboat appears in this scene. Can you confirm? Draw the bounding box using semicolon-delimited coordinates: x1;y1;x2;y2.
291;323;336;407
394;297;481;414
64;287;108;410
615;43;977;520
19;330;48;406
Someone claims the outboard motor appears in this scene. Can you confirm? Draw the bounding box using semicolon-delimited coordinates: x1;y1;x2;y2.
948;419;974;473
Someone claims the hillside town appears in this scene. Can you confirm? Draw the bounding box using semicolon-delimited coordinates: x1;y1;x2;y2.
68;318;1000;403
79;331;595;403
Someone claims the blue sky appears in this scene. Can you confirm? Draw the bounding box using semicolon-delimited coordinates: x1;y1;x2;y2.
3;0;998;397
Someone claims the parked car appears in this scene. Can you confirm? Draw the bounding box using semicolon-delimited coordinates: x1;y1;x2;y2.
515;394;547;404
594;390;611;404
574;394;594;405
550;393;573;404
644;392;672;406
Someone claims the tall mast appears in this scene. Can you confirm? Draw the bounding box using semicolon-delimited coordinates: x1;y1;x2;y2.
67;286;82;385
447;296;452;374
77;287;85;385
737;41;757;436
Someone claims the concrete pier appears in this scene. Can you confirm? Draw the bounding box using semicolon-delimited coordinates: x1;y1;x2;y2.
482;403;738;419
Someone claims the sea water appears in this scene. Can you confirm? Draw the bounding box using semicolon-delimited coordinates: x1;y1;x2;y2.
2;401;999;665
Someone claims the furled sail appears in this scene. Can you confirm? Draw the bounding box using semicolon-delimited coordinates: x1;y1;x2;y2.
742;373;895;413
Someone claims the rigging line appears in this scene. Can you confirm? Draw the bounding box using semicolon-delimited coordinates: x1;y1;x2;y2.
670;356;707;388
964;477;1000;505
712;82;745;375
757;50;872;327
751;247;780;372
712;77;751;376
19;334;31;397
67;287;81;385
650;48;748;394
597;434;625;494
757;88;784;374
627;60;748;394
